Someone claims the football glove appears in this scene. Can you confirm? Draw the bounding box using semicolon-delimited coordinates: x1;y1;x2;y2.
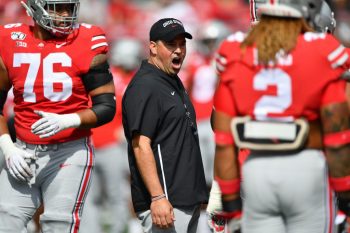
207;180;223;214
31;110;81;138
208;210;242;233
208;213;226;233
207;180;225;233
0;134;35;182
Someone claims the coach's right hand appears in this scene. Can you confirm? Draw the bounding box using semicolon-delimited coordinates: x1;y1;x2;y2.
150;197;175;228
0;134;34;182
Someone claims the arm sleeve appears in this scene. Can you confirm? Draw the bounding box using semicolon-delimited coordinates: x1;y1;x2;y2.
123;84;160;140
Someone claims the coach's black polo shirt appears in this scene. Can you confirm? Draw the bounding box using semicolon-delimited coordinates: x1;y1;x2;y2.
122;60;208;212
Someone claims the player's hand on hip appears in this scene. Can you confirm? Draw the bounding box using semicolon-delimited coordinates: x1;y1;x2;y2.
150;197;175;228
6;147;35;182
31;110;81;138
0;134;35;182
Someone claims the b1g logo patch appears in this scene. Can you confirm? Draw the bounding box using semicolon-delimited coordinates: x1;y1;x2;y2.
16;41;27;48
11;32;26;40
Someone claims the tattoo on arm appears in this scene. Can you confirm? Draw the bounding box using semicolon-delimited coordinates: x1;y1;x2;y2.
321;102;350;177
90;54;107;69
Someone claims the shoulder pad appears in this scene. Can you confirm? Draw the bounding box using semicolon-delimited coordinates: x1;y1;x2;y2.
215;31;256;80
215;38;242;75
77;23;109;54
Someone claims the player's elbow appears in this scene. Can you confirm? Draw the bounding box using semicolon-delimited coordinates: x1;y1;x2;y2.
91;93;116;127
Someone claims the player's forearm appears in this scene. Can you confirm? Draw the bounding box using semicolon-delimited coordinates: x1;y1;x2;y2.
321;102;350;176
214;145;240;201
0;115;10;136
79;81;116;128
133;135;164;197
321;102;350;200
75;109;99;128
214;145;238;180
326;146;350;178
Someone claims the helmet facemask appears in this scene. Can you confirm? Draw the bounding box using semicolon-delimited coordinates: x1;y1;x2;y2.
22;0;80;37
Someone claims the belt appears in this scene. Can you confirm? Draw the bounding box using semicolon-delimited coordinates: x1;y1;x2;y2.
16;137;88;152
250;120;324;155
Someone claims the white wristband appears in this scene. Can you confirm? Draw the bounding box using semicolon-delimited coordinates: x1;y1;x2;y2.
207;180;223;214
64;113;81;129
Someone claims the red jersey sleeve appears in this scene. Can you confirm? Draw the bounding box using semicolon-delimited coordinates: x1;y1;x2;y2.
74;24;109;74
215;32;246;79
214;80;236;117
318;34;350;70
314;34;350;106
88;25;109;56
321;79;347;106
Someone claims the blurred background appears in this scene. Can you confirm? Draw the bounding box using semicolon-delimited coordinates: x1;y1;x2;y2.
0;0;349;233
1;0;349;65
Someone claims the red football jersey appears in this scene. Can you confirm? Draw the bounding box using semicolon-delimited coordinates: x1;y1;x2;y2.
214;32;349;121
186;52;217;121
0;23;109;144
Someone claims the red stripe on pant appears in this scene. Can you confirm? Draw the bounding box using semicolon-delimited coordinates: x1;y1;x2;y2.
72;139;94;233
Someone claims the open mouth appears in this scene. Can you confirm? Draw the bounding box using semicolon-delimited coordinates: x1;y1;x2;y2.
172;57;182;69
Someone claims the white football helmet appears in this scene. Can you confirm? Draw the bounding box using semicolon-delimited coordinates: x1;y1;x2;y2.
254;0;336;33
257;0;322;19
110;38;143;71
196;20;231;56
21;0;80;37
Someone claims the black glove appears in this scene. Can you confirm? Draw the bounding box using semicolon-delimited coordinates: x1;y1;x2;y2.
338;196;350;216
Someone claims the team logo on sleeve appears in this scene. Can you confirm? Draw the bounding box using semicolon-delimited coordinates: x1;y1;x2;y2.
11;32;26;40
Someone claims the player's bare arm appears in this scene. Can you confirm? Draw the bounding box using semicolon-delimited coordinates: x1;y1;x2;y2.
32;53;116;138
0;55;35;181
132;134;175;228
213;110;240;202
321;102;350;199
0;55;11;136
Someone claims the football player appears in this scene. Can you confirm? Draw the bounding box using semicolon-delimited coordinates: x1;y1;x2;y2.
207;1;337;232
0;0;116;232
211;0;350;233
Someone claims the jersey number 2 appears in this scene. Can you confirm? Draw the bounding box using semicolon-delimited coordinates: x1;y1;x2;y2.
253;68;292;121
14;53;73;103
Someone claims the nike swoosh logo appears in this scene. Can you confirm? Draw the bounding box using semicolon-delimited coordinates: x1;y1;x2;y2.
59;163;71;168
171;91;175;96
56;42;67;48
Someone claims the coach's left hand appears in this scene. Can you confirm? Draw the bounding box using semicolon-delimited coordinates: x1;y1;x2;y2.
31;110;81;138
